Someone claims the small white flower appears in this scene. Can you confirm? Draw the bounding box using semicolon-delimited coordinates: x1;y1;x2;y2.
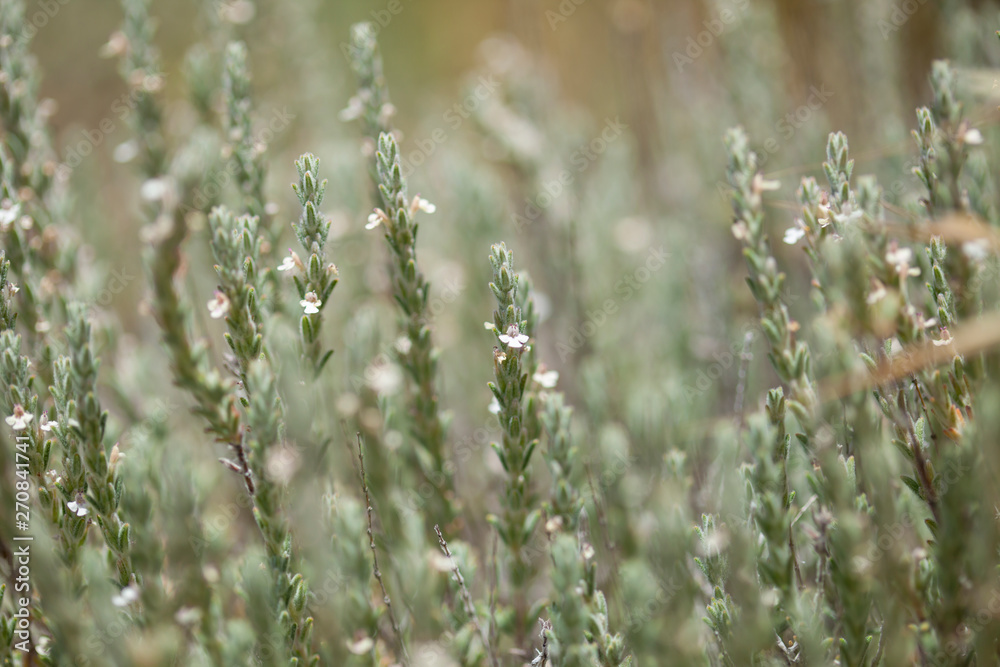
111;585;139;608
932;327;954;347
488;397;501;414
886;245;911;266
962;239;990;262
300;292;321;314
347;636;375;655
265;445;301;486
174;606;202;626
498;324;529;349
113;140;139;164
140;178;169;202
338;95;365;122
866;279;887;305
832;206;864;226
2;281;19;301
35;635;51;657
816;203;832;227
752;173;780;192
278;250;303;273
377;103;396;127
533;367;559;388
394;337;412;355
109;442;125;469
99;31;128;59
783;226;806;245
410;195;436;216
39;412;57;432
964;128;984;146
886;244;920;277
207;291;230;319
0;199;20;229
484;321;496;331
367;364;402;397
5;404;33;431
366;208;388;230
731;221;750;242
66;500;88;517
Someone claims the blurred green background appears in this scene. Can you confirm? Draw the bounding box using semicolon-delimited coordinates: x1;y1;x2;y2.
27;0;1000;536
12;0;1000;663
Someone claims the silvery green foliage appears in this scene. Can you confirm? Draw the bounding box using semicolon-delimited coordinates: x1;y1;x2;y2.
344;24;455;524
209;207;266;378
223;41;271;236
7;0;1000;665
540;391;583;532
486;243;541;635
289;154;337;374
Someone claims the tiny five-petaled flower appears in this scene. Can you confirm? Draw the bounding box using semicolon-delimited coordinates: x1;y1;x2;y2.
39;412;57;432
278;249;303;273
6;404;33;430
338;94;365;122
409;195;436;216
783;226;806;245
111;585;140;608
499;324;529;349
533;367;559;388
207;291;230;319
301;292;322;314
366;208;389;230
886;244;920;277
0;200;20;229
66;500;88;517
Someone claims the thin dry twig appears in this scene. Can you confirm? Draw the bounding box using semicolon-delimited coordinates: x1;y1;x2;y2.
532;618;551;666
820;311;1000;401
434;524;498;667
355;433;409;665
